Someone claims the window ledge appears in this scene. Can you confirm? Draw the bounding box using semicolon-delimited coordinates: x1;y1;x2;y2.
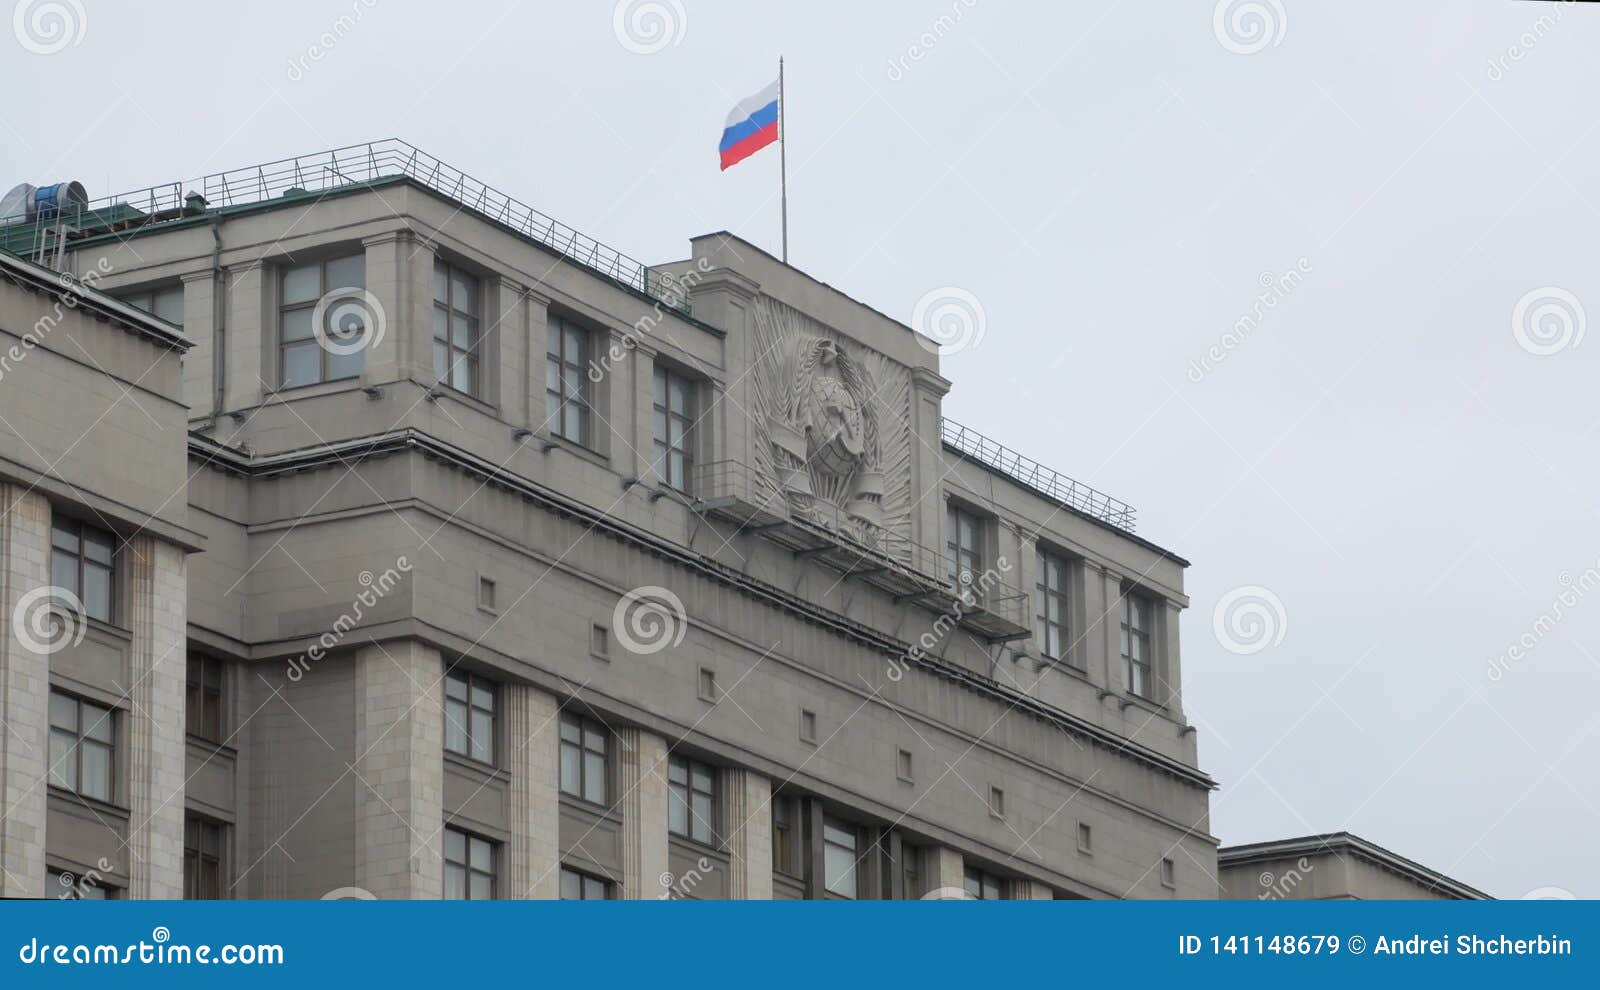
84;616;131;642
668;833;726;856
1119;692;1174;720
47;786;130;818
184;734;238;759
425;380;497;416
261;377;364;402
558;792;620;820
538;432;609;468
443;749;507;782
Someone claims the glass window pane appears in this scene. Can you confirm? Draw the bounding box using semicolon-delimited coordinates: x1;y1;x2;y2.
445;675;468;701
560;869;580;900
691;765;712;792
470;683;493;710
82;564;111;621
563;405;581;442
51;553;77;596
670;377;690;415
559;718;581;744
560;745;581;795
584;876;605;900
469;711;492;762
83;704;112;743
451;354;472;393
433;341;449;382
669;788;688;835
451;273;474;313
82;530;113;565
691;793;713;841
50;693;76;729
153;287;185;326
444;699;468;754
433;263;448;304
326;346;365;381
669;759;687;785
583;752;605;804
445;828;466;864
433;305;449;342
470;837;492;865
280;306;314;343
325;254;364;291
282;265;320;305
51;521;78;553
451;313;473;349
565;326;582;358
824;844;856;897
49;729;75;789
82;743;111;800
444;863;466;900
547;318;561;355
281;343;320;387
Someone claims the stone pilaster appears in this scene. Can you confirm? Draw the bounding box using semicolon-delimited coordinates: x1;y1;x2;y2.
928;845;964;898
179;269;216;417
505;683;560;899
616;727;669;899
521;289;551;433
0;485;50;899
1014;878;1054;900
362;231;425;386
722;767;772;899
1099;566;1124;690
352;641;444;899
124;535;188;899
220;259;265;409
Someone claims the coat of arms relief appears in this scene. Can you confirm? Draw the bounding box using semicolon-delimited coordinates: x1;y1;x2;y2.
749;297;914;563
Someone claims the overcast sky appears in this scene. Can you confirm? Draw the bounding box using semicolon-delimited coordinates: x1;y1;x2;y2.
4;0;1595;899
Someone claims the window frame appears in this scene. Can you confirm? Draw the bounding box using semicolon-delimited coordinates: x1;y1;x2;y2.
964;865;1005;900
771;794;800;879
946;503;984;595
49;868;116;900
651;363;696;492
559;866;612;900
184;814;225;900
50;516;115;623
432;260;482;396
121;283;185;327
442;825;498;900
667;754;718;846
1034;547;1071;663
443;671;497;767
48;690;115;803
821;817;860;900
1122;591;1156;700
545;315;592;446
185;655;224;743
278;252;368;388
558;712;610;806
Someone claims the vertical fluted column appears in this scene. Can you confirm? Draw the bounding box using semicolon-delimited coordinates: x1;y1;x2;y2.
617;727;669;899
353;640;444;898
722;767;772;899
505;683;560;898
0;485;50;899
124;534;187;899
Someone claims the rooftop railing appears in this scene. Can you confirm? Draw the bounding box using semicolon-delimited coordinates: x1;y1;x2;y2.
942;418;1138;533
2;140;685;311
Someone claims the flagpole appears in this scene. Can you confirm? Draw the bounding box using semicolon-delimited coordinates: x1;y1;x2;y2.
779;55;788;264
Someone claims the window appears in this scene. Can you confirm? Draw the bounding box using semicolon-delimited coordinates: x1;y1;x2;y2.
823;820;859;898
652;365;695;491
799;709;817;745
477;576;496;612
988;786;1005;819
559;713;608;805
946;504;983;596
122;284;184;327
1122;592;1155;699
279;253;367;387
896;748;914;783
184;815;224;899
443;826;496;900
697;667;717;703
185;655;223;742
1035;549;1070;662
1161;857;1177;888
771;796;799;877
668;755;717;845
900;842;922;899
432;261;481;395
590;623;609;659
546;315;591;444
444;671;496;765
49;869;112;900
51;517;114;623
964;866;1004;900
48;691;113;802
559;867;611;900
1078;822;1093;854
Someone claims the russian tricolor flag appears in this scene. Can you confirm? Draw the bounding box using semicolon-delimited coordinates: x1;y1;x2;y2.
719;79;780;171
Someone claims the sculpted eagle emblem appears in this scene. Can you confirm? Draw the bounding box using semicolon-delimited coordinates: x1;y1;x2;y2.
769;337;886;538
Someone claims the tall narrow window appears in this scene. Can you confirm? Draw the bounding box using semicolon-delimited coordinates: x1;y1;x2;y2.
652;365;695;492
546;315;591;444
432;261;481;395
559;867;612;900
444;671;496;765
1122;592;1154;699
900;842;922;899
186;655;223;742
1035;549;1070;662
667;755;717;844
279;253;367;387
771;796;797;877
122;284;185;327
946;504;983;595
822;819;859;899
48;691;113;802
964;866;1004;900
50;517;114;622
184;815;224;899
443;826;497;900
559;713;608;805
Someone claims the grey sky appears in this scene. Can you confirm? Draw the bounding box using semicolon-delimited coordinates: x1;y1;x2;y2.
3;0;1595;899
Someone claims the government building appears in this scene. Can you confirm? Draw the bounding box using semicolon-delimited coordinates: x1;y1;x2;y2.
0;140;1255;901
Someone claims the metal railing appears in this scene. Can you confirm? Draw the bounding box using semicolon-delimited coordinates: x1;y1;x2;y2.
2;140;684;311
942;418;1138;532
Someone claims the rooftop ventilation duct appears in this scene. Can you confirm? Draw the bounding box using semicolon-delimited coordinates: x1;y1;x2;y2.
0;180;88;224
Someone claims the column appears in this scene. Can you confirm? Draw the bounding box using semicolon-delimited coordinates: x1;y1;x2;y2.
124;535;188;899
492;276;526;421
1161;599;1184;713
1099;566;1124;690
909;367;953;576
722;767;772;899
1014;878;1055;900
353;640;444;899
0;485;50;899
505;683;560;899
179;269;216;417
927;845;965;898
362;231;425;386
616;727;669;899
221;259;265;410
522;289;551;433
